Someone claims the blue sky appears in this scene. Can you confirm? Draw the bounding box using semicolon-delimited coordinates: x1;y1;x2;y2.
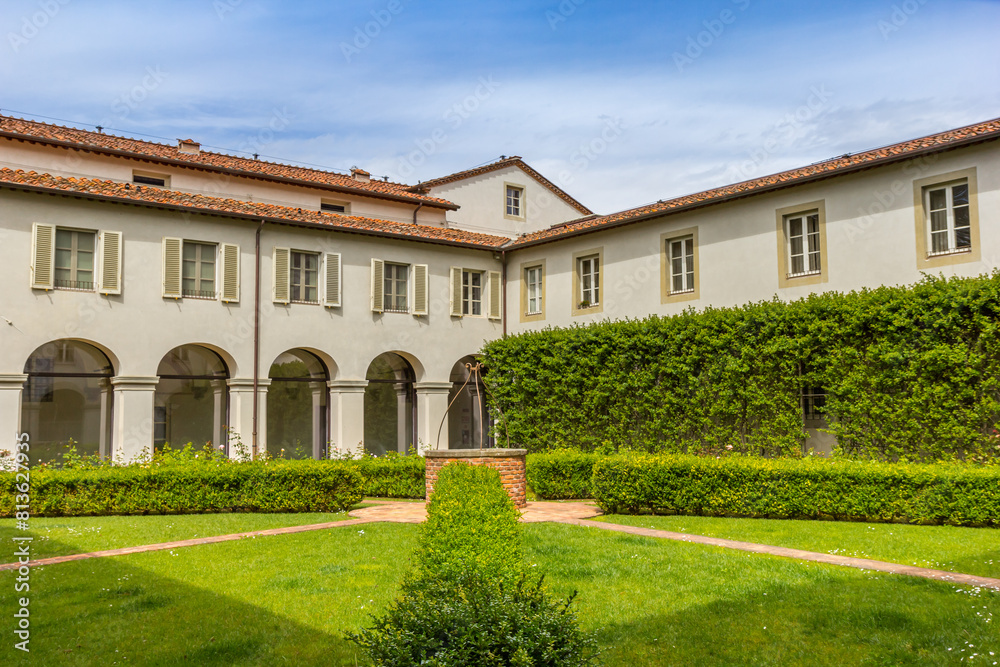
2;0;998;213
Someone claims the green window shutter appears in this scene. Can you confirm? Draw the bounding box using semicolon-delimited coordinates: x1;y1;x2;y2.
449;266;463;317
98;230;123;295
488;270;502;320
324;253;341;307
371;258;384;312
413;264;428;316
220;243;240;303
30;223;56;290
162;237;182;298
273;247;290;304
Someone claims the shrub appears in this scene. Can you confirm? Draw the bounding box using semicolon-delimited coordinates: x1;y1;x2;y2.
350;453;425;499
527;450;602;500
482;272;1000;462
591;453;1000;526
348;463;598;666
0;460;363;517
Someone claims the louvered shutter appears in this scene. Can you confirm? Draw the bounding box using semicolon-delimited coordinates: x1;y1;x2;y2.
488;270;502;320
324;253;341;307
371;259;384;312
273;247;290;304
220;243;240;303
30;223;55;290
413;264;428;316
162;237;182;298
449;267;463;317
98;230;123;295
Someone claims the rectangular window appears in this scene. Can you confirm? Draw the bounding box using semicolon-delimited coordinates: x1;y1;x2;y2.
579;255;600;306
54;229;96;290
786;212;821;277
182;241;217;298
321;200;348;214
462;270;484;316
505;185;523;217
132;172;168;187
802;387;827;425
926;181;970;255
525;266;543;314
384;262;409;313
668;236;695;294
290;251;319;303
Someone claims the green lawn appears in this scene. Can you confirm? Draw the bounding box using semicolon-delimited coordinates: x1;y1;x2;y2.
594;514;1000;579
0;517;997;665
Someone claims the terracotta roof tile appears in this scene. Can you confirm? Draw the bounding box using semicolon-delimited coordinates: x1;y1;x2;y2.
0;115;458;209
508;116;1000;248
414;156;593;215
0;169;508;249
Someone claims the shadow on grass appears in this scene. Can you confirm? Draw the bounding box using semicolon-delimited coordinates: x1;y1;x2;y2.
0;532;379;666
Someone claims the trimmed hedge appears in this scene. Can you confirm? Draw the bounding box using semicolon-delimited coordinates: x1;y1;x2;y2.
592;454;1000;526
0;460;363;517
527;450;602;500
483;273;1000;461
350;454;425;499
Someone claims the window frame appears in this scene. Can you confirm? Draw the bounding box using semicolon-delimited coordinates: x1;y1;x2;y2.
289;250;320;304
524;264;544;316
660;227;700;304
775;200;828;289
785;211;822;278
53;227;97;291
320;199;350;214
504;182;525;220
132;170;169;188
461;269;485;317
383;262;410;314
181;240;218;299
913;168;980;269
572;248;604;316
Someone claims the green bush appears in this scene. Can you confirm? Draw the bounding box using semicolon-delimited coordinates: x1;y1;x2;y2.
482;272;1000;462
592;454;1000;526
350;453;425;498
527;450;602;500
0;460;363;517
349;463;598;666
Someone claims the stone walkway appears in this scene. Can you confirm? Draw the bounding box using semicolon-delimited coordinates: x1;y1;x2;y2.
3;501;999;592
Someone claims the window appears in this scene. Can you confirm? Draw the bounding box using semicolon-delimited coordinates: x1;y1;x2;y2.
462;270;484;316
785;211;821;277
181;241;217;298
54;229;95;290
321;200;349;214
579;255;599;306
505;184;524;218
802;387;827;425
525;266;543;314
668;236;695;294
132;171;168;187
925;181;970;256
384;262;409;313
290;251;319;303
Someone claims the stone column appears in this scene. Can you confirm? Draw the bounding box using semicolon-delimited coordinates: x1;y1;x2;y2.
211;379;227;452
99;378;112;459
111;376;159;463
227;378;269;459
415;381;453;452
311;384;326;459
0;374;28;445
328;380;368;457
395;386;410;454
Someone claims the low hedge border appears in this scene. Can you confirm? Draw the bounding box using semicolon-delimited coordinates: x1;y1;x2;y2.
526;450;602;500
0;460;363;517
349;454;425;499
592;454;1000;526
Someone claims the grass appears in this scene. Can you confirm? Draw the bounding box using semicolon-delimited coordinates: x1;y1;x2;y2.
0;515;997;665
593;514;1000;579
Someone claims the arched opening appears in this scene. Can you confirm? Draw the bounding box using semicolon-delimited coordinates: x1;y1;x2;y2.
22;340;114;463
448;356;493;449
364;353;416;456
155;345;229;451
267;349;330;459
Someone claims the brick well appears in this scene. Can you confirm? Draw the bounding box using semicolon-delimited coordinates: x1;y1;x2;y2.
424;448;528;508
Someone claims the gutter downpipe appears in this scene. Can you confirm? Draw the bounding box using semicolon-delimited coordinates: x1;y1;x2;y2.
501;250;507;337
253;219;264;456
412;202;423;224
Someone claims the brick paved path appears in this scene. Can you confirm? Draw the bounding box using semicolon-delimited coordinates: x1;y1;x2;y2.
3;501;999;592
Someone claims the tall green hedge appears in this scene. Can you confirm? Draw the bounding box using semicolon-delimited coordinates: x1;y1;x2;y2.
483;273;1000;461
591;454;1000;526
0;460;363;516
